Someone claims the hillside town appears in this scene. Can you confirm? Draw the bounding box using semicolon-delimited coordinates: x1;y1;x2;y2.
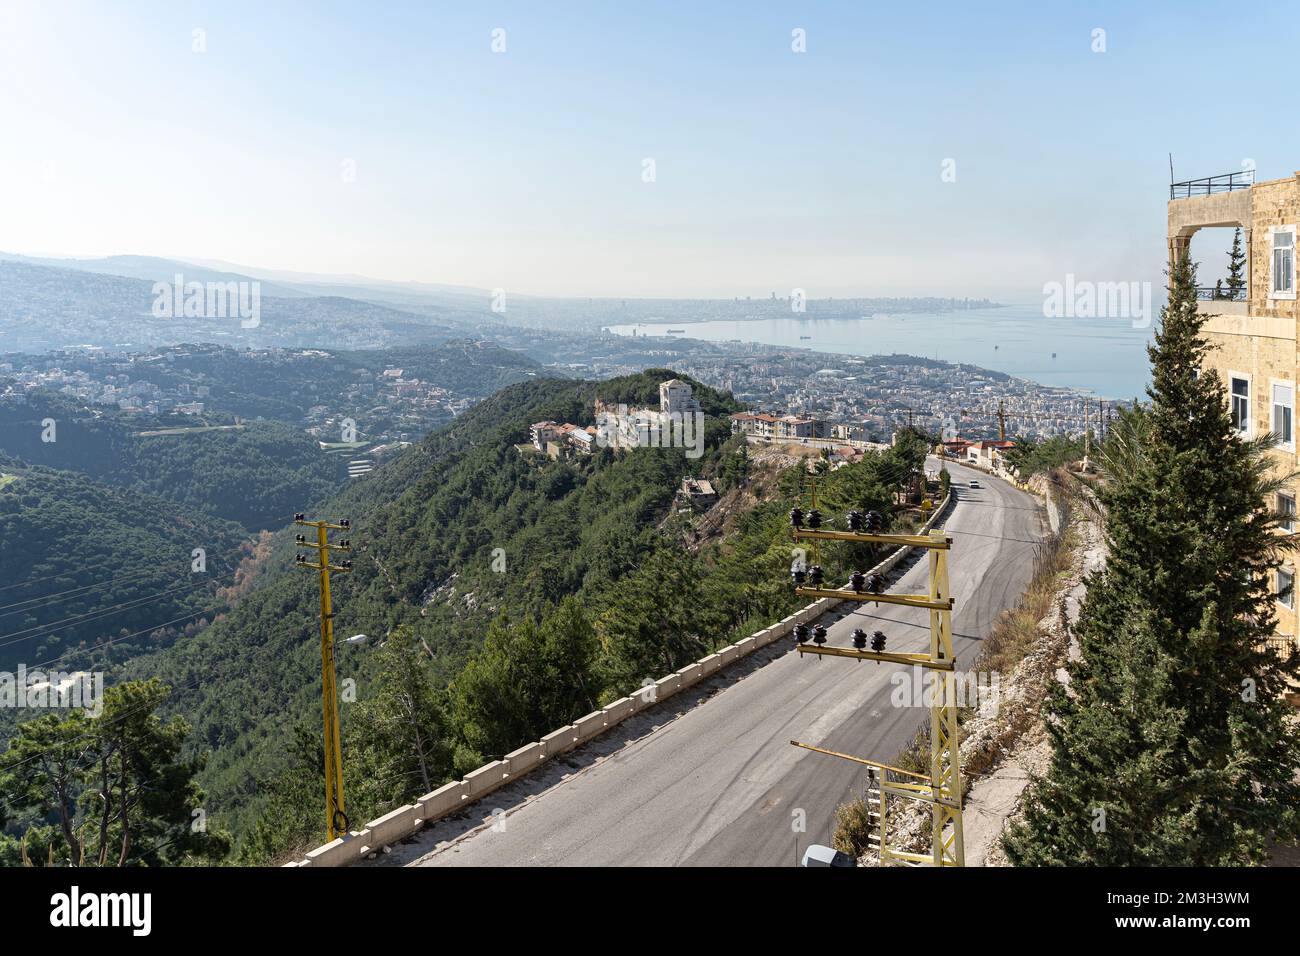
527;378;705;461
526;375;1023;478
0;342;524;443
524;331;1115;445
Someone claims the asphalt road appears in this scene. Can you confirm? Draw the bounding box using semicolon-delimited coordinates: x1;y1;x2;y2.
401;458;1043;867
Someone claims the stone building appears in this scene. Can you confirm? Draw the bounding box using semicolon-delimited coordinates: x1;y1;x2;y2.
1169;168;1300;678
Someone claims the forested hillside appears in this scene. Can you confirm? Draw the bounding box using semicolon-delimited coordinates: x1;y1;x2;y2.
0;394;337;530
0;369;929;864
0;461;245;671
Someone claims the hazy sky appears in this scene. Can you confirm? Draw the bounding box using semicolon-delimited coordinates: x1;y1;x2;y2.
1;1;1295;300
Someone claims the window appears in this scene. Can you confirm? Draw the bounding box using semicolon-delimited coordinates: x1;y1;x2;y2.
1278;567;1295;610
1274;382;1294;450
1280;492;1296;533
1230;375;1250;436
1272;227;1295;298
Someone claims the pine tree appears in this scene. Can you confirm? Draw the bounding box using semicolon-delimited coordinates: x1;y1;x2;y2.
1226;226;1247;299
0;680;228;866
1003;254;1300;865
351;626;450;796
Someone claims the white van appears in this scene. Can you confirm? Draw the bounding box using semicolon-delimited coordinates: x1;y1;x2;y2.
800;844;856;867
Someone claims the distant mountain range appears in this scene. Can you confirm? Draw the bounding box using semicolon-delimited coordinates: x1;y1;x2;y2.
0;251;1004;351
0;257;479;354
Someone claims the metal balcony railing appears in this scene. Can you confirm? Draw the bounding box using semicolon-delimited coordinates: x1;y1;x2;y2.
1264;634;1296;659
1170;169;1255;200
1195;285;1248;301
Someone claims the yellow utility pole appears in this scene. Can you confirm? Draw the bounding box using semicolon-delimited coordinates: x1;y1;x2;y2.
294;514;354;842
786;475;964;866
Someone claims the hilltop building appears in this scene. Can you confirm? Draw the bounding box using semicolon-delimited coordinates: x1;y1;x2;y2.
594;378;705;451
659;378;700;416
1169;167;1300;686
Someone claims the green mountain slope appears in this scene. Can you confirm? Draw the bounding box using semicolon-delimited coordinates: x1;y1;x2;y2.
3;369;926;861
0;462;245;672
0;394;337;531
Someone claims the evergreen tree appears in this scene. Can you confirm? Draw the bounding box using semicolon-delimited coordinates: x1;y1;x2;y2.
1004;254;1300;865
1226;226;1247;299
451;598;601;772
234;723;325;865
0;679;228;866
597;545;711;692
350;627;450;797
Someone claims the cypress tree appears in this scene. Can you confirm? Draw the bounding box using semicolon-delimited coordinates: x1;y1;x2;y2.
1226;226;1247;299
1003;254;1300;865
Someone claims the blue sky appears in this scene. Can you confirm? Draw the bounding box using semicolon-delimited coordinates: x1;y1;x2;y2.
0;1;1294;299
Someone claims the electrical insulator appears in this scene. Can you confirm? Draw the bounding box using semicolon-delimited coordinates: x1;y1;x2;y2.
794;623;810;644
866;511;884;532
850;571;865;592
808;565;824;587
295;534;306;544
866;573;884;594
340;518;351;530
812;624;827;646
791;566;807;585
806;509;822;529
871;630;887;653
295;554;306;563
789;506;804;529
852;628;867;649
294;512;305;521
846;510;864;531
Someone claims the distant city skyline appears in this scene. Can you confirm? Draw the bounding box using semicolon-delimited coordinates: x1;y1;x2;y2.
2;1;1295;300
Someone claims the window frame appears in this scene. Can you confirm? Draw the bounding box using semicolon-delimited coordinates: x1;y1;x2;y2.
1278;565;1295;610
1279;491;1296;534
1229;371;1252;437
1272;378;1296;452
1270;225;1296;300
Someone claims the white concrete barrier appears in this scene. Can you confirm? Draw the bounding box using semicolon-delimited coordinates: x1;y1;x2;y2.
291;492;957;866
419;780;467;819
301;837;350;868
541;725;579;757
601;696;635;723
364;804;422;849
465;760;509;798
676;662;703;688
574;710;607;743
505;743;544;775
654;674;681;697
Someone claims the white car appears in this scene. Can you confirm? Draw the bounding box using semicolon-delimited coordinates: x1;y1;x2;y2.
969;479;981;488
800;844;856;867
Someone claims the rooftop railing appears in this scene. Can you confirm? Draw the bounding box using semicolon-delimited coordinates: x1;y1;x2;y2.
1170;169;1254;200
1195;285;1248;301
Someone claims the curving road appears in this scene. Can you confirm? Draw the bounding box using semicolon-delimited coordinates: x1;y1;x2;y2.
394;458;1043;867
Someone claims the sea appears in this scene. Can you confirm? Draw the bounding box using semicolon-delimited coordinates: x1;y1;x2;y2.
608;304;1156;401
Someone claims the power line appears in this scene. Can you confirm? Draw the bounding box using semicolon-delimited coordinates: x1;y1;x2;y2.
0;557;130;594
0;581;216;653
0;566;179;618
23;605;224;674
